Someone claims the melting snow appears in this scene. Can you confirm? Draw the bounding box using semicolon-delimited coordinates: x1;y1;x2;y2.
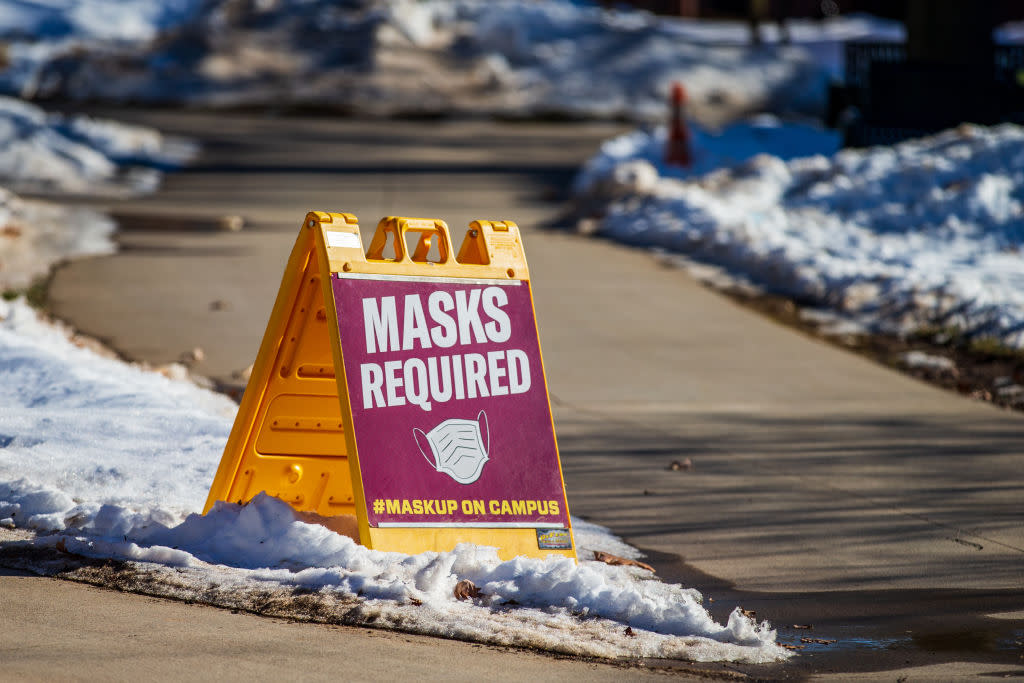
0;0;903;121
575;121;1024;349
0;95;195;196
0;190;114;291
0;298;787;662
0;96;195;290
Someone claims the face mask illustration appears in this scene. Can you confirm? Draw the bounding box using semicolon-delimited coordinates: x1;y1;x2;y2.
414;411;490;485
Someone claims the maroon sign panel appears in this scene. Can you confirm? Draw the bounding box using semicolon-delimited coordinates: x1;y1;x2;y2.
332;273;569;529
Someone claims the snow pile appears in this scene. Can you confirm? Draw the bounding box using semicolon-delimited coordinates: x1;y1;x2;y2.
27;495;779;660
0;0;902;120
0;189;114;290
575;122;1024;348
0;95;197;291
0;0;204;99
0;298;234;525
0;96;195;195
0;297;787;662
0;0;201;43
899;350;956;374
574;115;840;195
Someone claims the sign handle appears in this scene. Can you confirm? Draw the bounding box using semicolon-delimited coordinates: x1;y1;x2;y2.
367;217;454;265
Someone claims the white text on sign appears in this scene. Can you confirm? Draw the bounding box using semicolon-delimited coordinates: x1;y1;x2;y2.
359;286;531;412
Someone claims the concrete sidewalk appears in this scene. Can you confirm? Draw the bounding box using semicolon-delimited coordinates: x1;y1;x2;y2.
30;112;1024;679
0;566;672;683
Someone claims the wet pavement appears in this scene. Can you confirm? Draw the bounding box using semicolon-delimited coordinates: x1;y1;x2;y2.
648;549;1024;678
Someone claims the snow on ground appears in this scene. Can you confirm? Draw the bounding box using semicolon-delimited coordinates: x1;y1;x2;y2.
574;114;841;193
0;96;196;291
0;96;195;196
0;190;114;291
0;0;902;121
0;297;788;662
574;121;1024;349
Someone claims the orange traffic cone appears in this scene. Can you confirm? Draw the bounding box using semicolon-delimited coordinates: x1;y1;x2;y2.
665;82;692;168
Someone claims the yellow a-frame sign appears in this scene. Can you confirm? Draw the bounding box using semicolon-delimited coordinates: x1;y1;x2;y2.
205;212;575;561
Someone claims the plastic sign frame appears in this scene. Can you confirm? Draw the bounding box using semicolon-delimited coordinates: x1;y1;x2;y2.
204;212;575;561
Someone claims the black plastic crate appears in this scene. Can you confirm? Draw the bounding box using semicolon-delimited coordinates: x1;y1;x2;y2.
842;42;1024;147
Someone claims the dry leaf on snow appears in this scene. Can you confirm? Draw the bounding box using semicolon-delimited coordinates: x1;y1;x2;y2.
593;551;655;572
454;579;482;600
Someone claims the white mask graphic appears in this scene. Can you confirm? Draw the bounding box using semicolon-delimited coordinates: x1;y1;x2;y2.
414;411;490;485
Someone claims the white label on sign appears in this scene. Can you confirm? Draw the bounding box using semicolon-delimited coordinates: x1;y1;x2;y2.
326;231;362;249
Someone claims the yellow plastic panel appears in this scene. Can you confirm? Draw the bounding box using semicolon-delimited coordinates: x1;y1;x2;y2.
224;455;355;516
254;395;344;456
204;213;358;519
362;527;568;562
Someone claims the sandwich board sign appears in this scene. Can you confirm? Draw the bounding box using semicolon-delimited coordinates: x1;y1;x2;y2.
204;212;575;561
